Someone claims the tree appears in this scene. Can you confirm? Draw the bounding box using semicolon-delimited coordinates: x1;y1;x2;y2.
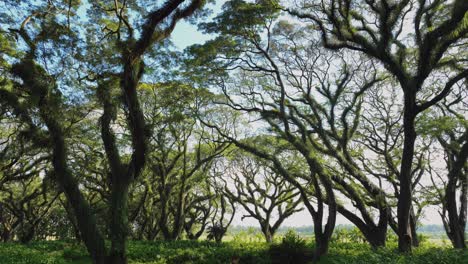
0;117;58;243
187;0;401;254
206;183;236;244
420;88;467;249
0;1;206;263
187;1;337;258
183;182;214;240
138;83;228;240
0;179;60;243
216;151;302;243
287;0;468;252
356;85;428;247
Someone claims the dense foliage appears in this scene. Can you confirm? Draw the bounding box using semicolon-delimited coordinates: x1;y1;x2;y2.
0;0;466;263
0;238;467;264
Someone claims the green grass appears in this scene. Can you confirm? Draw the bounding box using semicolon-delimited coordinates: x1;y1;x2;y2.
321;242;468;264
0;240;466;264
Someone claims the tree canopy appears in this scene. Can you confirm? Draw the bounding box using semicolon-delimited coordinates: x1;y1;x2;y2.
0;0;466;263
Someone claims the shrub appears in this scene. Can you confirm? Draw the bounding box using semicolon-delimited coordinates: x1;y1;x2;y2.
206;224;227;243
0;243;67;264
417;234;429;245
62;246;87;261
332;227;365;244
269;230;312;264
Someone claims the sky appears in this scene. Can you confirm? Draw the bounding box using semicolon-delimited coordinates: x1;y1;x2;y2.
170;1;223;49
171;20;213;49
167;1;446;228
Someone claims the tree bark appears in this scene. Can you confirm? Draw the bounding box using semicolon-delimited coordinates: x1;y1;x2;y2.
409;211;419;247
336;198;389;248
397;91;417;253
367;228;387;248
312;180;336;262
445;140;468;249
314;233;331;263
108;181;130;264
355;223;387;249
5;57;109;263
45;118;108;264
261;225;274;243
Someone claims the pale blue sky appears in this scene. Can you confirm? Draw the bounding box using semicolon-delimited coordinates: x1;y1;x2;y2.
171;0;226;49
171;20;213;49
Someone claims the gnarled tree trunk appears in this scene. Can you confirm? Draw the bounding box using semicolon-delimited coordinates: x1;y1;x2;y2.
397;91;417;253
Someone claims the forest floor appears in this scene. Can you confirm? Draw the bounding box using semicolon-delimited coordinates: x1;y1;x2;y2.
0;239;466;264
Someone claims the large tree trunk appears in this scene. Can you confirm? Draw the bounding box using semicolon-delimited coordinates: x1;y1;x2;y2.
57;165;108;263
397;92;417;253
445;141;468;249
337;205;388;248
13;57;110;263
366;228;387;248
314;236;329;258
314;231;331;262
343;219;387;248
49;132;108;263
57;170;108;263
261;225;274;243
312;179;336;262
108;182;130;264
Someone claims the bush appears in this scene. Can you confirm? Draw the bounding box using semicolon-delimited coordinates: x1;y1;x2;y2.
62;246;87;261
206;224;227;243
320;241;468;264
332;227;365;244
126;239;270;264
386;232;399;244
269;230;313;264
0;243;67;264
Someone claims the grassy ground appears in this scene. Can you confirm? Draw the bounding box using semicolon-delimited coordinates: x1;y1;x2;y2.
0;240;466;264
